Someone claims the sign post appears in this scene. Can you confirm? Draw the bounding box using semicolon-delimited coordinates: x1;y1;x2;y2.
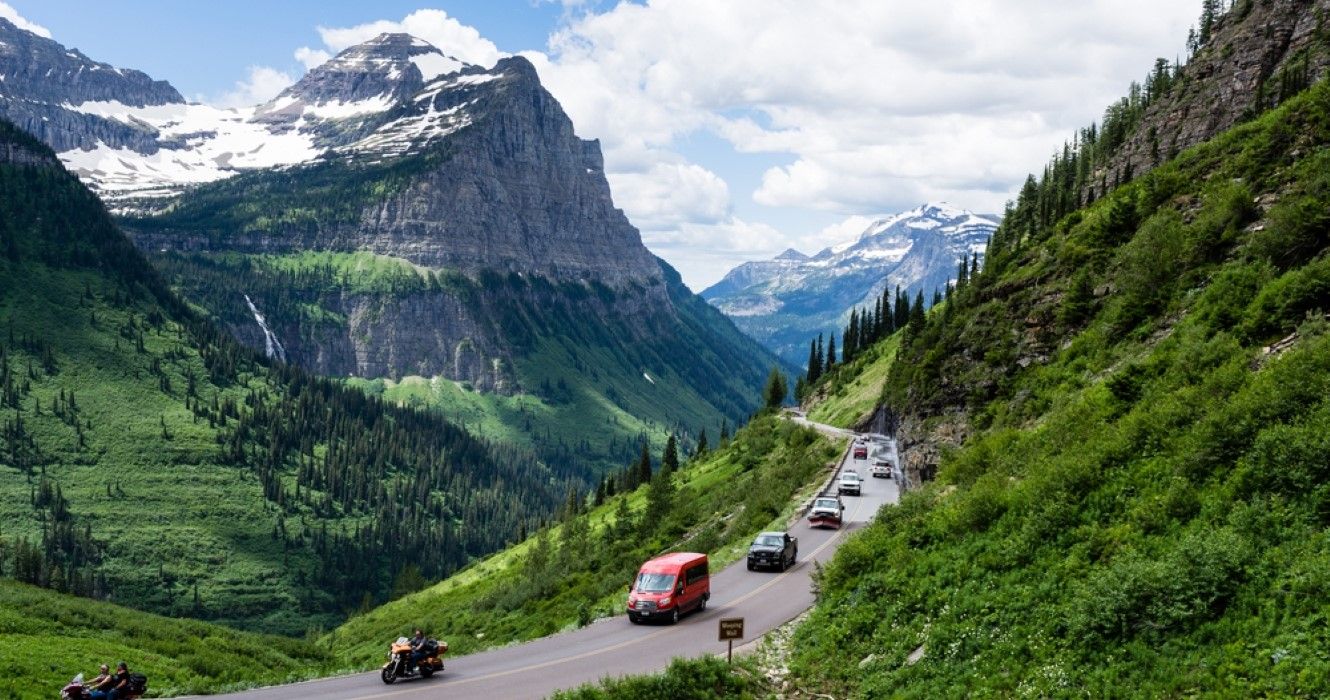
718;617;744;664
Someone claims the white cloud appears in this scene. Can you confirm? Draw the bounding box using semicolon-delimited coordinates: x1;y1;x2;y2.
526;0;1197;272
212;66;295;108
293;46;331;70
608;162;730;231
0;1;50;38
309;9;503;67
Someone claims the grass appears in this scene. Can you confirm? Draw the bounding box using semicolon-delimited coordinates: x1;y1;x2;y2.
806;334;900;429
784;77;1330;697
0;579;332;700
324;413;843;669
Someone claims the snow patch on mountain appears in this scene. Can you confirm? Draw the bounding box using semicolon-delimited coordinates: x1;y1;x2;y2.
702;203;999;366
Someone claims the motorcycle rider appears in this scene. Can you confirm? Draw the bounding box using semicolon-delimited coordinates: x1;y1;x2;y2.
85;665;113;700
105;662;131;700
409;628;428;671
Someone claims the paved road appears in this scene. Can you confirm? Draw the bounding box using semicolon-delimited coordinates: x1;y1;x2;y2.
221;425;898;700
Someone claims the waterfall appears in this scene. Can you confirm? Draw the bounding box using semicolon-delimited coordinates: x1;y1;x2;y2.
243;294;287;363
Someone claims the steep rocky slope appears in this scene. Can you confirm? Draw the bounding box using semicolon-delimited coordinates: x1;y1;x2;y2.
1096;0;1330;187
789;9;1330;695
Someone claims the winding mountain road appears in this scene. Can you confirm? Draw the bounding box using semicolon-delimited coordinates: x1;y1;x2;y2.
220;423;897;700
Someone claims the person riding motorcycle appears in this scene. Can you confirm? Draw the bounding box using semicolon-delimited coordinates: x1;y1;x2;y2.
86;664;114;700
408;629;428;671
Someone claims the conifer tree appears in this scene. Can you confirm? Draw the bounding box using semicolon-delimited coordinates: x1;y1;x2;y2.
910;290;926;329
825;335;837;373
661;434;679;476
636;440;652;486
764;367;788;409
806;339;821;384
694;429;709;458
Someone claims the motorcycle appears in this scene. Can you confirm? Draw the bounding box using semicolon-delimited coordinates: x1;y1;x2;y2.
61;672;146;699
380;636;447;684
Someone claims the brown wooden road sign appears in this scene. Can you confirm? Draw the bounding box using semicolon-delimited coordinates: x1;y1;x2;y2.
719;617;744;641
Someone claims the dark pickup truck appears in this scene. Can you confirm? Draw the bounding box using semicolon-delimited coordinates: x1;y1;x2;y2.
747;531;798;571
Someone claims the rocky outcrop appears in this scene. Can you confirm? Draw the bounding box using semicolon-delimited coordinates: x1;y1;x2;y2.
0;17;183;153
1099;0;1330;186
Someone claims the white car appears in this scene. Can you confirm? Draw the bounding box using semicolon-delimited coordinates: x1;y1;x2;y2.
838;471;862;496
870;461;891;478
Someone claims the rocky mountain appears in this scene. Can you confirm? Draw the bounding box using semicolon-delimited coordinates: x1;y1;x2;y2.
703;203;997;366
0;22;775;472
0;115;571;632
1093;0;1330;191
0;17;182;154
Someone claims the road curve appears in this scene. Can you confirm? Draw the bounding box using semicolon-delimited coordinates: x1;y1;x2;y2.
219;427;898;700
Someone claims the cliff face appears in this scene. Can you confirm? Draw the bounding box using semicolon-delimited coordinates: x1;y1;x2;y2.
0;18;183;153
1101;0;1330;184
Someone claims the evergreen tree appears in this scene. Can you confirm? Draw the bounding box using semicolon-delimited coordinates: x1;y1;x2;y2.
956;257;969;288
694;429;709;458
806;339;821;384
661;433;679;476
763;367;788;409
895;288;910;330
636;440;652;486
909;290;926;329
794;374;807;403
825;335;837;373
932;288;943;307
970;252;980;279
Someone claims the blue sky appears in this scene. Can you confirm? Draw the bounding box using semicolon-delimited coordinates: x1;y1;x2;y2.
4;1;1200;290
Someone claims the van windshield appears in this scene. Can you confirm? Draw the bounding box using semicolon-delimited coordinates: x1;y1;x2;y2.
635;572;676;593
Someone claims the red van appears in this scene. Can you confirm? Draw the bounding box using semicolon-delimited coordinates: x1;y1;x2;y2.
626;552;710;624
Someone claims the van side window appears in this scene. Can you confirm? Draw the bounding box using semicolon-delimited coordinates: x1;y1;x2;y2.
685;562;708;585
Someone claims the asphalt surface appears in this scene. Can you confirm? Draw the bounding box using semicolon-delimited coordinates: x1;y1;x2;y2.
220;425;898;700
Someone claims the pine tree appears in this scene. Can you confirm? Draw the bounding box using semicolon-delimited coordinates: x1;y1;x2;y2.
636;440;652;484
970;252;979;279
661;434;679;476
909;290;926;329
895;288;910;330
794;375;807;403
764;367;788;409
825;335;837;373
694;429;709;458
806;339;821;384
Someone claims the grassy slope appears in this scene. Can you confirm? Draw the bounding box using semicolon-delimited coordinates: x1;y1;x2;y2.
806;334;900;429
789;80;1330;696
0;580;330;700
326;414;842;668
0;260;323;630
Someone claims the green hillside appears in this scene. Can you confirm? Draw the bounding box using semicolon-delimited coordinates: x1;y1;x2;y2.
787;77;1330;696
0;119;569;634
0;579;332;700
327;413;841;668
805;333;900;429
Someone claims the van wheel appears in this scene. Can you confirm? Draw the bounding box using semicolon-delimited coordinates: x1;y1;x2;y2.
699;595;707;612
628;612;640;624
670;607;680;624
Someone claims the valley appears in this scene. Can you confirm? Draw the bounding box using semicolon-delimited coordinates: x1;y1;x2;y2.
4;0;1330;698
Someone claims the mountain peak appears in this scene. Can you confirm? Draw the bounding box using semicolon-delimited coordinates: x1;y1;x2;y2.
273;33;469;108
775;248;809;261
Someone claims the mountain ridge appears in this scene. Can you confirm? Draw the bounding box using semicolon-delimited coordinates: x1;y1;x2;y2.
703;202;996;365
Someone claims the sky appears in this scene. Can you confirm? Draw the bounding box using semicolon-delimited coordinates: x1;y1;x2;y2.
3;1;1200;290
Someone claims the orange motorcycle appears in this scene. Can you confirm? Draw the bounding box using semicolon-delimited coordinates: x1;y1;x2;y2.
381;636;446;684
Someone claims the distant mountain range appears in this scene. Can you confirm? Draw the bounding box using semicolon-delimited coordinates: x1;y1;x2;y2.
702;203;998;366
0;19;777;473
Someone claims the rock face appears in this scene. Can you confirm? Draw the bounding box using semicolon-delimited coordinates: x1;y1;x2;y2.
1098;0;1330;187
0;18;183;153
703;204;997;366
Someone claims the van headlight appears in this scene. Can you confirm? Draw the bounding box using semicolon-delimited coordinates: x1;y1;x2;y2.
628;596;637;606
660;597;671;607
